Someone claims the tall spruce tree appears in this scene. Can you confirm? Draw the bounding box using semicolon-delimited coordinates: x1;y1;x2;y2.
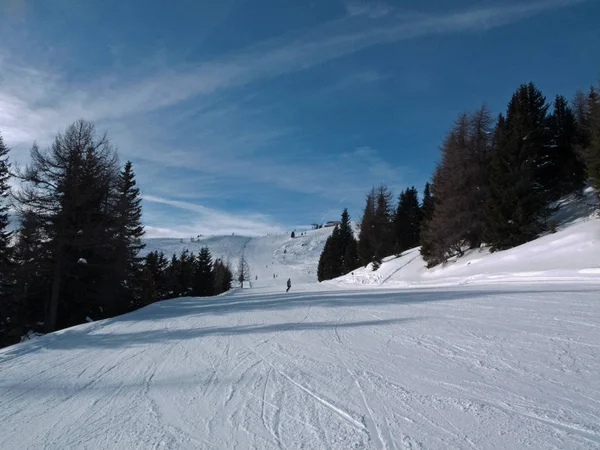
112;161;145;310
193;247;214;297
393;186;422;255
547;96;586;197
484;83;552;251
213;259;233;295
317;225;341;282
357;188;376;266
373;185;394;265
419;182;436;262
317;209;359;281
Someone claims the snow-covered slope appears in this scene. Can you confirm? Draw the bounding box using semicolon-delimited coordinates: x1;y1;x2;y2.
335;218;600;288
1;283;599;449
144;227;334;290
335;190;600;288
1;195;599;449
143;235;252;264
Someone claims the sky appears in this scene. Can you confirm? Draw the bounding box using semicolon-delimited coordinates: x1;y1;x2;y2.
0;0;599;237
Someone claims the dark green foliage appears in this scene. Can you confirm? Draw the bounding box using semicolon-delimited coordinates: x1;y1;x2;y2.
357;189;376;266
192;247;214;297
317;209;359;281
213;259;233;295
547;96;586;197
484;83;553;251
110;161;145;312
393;186;422;255
139;251;169;307
419;182;436;263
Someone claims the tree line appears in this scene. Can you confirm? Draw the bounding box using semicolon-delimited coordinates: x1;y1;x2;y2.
318;80;600;281
0;120;233;348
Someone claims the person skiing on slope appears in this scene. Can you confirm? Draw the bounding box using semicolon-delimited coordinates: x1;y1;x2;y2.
286;278;291;292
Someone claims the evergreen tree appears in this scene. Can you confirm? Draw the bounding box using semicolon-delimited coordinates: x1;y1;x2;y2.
139;251;169;306
317;209;359;282
421;182;434;223
317;226;340;282
373;185;394;264
393;186;422;255
112;161;145;309
419;181;436;263
484;83;552;251
213;259;233;295
339;209;359;274
547;95;586;198
357;188;376;266
290;231;295;238
193;247;214;297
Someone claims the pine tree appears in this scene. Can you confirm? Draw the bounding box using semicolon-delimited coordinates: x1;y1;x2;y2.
547;95;586;198
419;182;436;262
339;209;359;274
393;186;422;255
112;161;145;308
357;188;376;266
373;185;394;264
317;226;340;282
193;247;214;297
484;83;552;251
140;251;169;306
213;259;233;295
317;209;359;282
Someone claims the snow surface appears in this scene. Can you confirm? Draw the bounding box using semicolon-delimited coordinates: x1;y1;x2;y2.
1;201;600;449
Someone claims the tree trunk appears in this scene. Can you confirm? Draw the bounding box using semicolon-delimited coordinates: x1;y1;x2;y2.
46;245;63;333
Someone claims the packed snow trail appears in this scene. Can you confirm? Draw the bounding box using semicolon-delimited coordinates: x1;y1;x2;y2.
2;283;600;449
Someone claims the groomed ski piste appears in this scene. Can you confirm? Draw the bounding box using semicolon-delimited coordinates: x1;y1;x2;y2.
1;191;599;449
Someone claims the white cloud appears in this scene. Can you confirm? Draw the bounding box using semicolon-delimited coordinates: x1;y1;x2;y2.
0;0;590;235
0;0;589;148
142;195;286;237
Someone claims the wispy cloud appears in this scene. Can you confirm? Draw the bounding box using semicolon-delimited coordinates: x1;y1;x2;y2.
0;0;591;234
1;0;589;148
142;195;286;237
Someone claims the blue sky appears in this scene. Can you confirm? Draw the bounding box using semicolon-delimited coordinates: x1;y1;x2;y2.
1;0;599;237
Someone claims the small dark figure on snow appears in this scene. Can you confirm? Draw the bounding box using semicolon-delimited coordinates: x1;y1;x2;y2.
286;278;291;292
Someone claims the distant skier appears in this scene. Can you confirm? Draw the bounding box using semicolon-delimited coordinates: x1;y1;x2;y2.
286;278;291;293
